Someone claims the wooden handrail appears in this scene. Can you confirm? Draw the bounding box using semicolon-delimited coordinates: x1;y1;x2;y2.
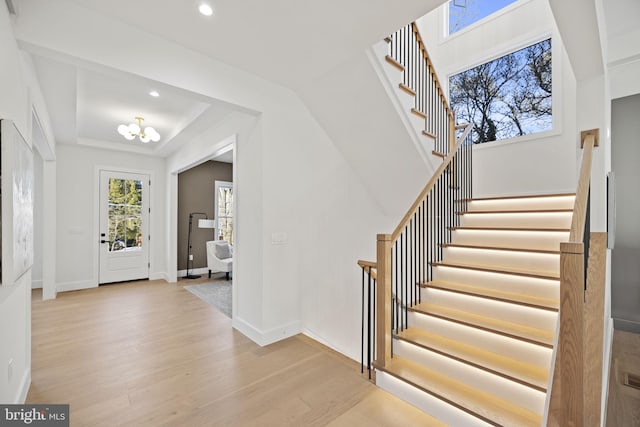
411;23;452;117
568;130;598;241
357;260;377;269
391;124;472;241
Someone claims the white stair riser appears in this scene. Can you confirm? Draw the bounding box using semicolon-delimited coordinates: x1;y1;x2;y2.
422;287;558;332
407;311;552;368
451;229;569;251
460;212;572;229
396;85;417;114
376;371;492;427
430;266;559;301
408;111;426;135
393;340;546;415
442;247;560;275
467;196;575;212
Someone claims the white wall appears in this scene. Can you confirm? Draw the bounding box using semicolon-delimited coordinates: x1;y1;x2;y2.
298;48;437;221
0;3;55;404
416;0;578;197
55;145;166;291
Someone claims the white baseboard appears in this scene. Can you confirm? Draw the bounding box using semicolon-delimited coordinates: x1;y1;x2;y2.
302;328;358;364
16;368;30;403
232;317;302;347
613;317;640;333
149;272;168;281
31;279;42;289
57;280;98;293
232;317;265;345
261;320;302;345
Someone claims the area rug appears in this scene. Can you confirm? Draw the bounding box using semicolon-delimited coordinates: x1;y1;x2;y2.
184;281;232;318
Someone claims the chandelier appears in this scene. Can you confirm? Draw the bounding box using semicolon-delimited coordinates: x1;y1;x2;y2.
117;116;160;143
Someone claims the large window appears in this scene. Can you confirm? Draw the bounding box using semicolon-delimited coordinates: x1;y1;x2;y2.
449;38;552;144
448;0;519;35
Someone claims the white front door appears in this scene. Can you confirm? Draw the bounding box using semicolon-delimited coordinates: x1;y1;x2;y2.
99;170;150;284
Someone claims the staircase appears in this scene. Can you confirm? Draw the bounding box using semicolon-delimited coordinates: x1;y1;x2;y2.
356;19;603;426
375;193;574;426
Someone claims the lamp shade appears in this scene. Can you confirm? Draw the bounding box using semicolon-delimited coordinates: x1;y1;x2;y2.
198;219;216;229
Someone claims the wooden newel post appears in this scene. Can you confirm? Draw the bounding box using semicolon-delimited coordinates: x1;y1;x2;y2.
559;241;585;427
375;234;392;368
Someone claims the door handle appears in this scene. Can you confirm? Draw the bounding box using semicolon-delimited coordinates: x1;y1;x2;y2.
101;240;107;244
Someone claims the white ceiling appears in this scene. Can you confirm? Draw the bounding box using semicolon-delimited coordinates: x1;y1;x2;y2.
30;52;240;156
66;0;441;91
602;0;640;66
76;68;209;148
19;0;440;158
24;0;635;159
603;0;640;40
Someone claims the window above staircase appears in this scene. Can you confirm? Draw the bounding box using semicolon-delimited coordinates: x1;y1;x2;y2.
448;0;522;36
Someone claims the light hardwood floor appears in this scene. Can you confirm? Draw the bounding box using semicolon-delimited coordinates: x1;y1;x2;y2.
606;329;640;427
28;280;445;426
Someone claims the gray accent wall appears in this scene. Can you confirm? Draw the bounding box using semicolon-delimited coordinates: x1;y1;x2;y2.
177;161;232;271
611;94;640;333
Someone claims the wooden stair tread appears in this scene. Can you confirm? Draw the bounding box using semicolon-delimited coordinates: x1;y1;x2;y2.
451;226;570;232
441;243;560;255
432;261;560;280
411;108;427;119
432;150;446;158
458;209;573;214
422;130;436;139
465;193;576;202
411;302;554;347
396;328;549;391
398;83;416;97
384;55;404;72
422;280;559;311
379;356;542;427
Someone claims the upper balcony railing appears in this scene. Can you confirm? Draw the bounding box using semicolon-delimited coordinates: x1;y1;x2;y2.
387;23;455;156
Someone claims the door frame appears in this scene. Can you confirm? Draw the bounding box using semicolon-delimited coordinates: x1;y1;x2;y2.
93;165;155;287
168;134;236;284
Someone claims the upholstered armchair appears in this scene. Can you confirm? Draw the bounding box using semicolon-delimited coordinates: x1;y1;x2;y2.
206;240;233;280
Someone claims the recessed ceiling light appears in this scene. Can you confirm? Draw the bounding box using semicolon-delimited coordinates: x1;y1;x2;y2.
149;90;159;97
198;3;213;16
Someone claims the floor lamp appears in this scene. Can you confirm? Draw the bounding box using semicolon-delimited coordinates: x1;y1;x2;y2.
185;212;216;279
